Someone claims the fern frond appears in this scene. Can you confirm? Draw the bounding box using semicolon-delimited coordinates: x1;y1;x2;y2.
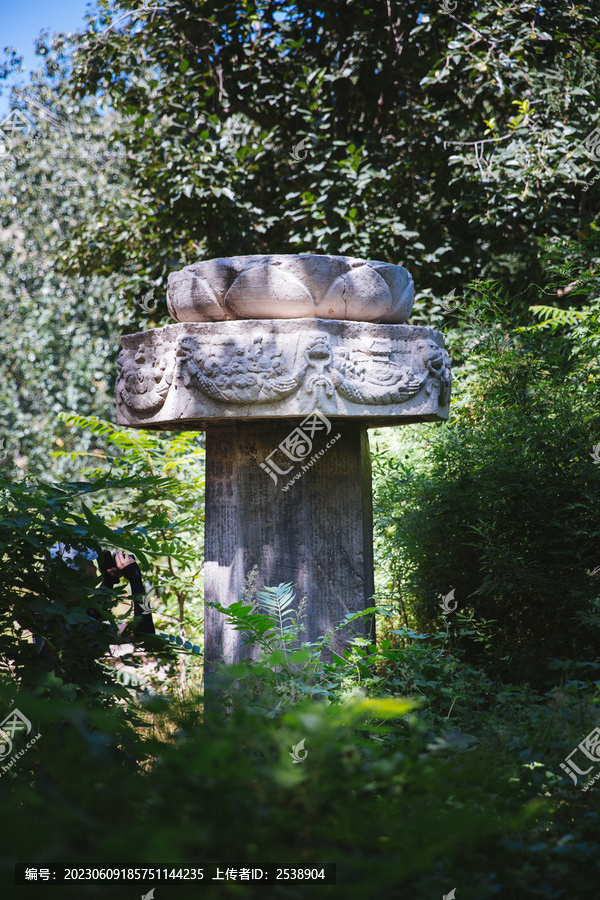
528;305;587;329
257;583;296;636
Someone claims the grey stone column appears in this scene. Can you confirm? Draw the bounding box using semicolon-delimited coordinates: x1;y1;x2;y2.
204;419;374;670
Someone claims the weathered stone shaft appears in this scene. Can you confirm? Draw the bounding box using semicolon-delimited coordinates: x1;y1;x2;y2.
204;419;374;669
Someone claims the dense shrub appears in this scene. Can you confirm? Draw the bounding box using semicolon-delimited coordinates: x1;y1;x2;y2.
374;280;600;688
2;607;600;899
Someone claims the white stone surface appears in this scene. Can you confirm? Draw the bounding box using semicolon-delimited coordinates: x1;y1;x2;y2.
116;319;451;428
167;255;414;324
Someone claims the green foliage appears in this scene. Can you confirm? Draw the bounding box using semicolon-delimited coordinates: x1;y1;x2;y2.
158;632;201;655
0;679;537;900
528;304;588;329
0;472;180;703
54;0;600;309
0;41;135;479
56;413;205;696
256;582;297;637
373;268;600;688
3;592;600;898
1;473;599;897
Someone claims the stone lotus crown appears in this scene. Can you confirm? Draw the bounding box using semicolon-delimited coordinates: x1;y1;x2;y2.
116;254;450;428
167;254;414;324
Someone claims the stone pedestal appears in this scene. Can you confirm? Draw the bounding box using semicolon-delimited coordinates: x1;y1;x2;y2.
204;420;374;670
115;254;452;676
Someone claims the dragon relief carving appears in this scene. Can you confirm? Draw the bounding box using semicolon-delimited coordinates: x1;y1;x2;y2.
117;333;450;414
175;335;298;404
116;341;175;413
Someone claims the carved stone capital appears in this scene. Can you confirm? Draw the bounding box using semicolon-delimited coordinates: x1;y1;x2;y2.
116;320;451;428
167;254;413;324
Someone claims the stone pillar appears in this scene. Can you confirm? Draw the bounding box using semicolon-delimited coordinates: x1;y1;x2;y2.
115;254;452;675
204;419;374;669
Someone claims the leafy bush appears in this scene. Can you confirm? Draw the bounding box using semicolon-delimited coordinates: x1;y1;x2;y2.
0;472;189;705
3;587;600;899
374;277;600;688
56;415;205;697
